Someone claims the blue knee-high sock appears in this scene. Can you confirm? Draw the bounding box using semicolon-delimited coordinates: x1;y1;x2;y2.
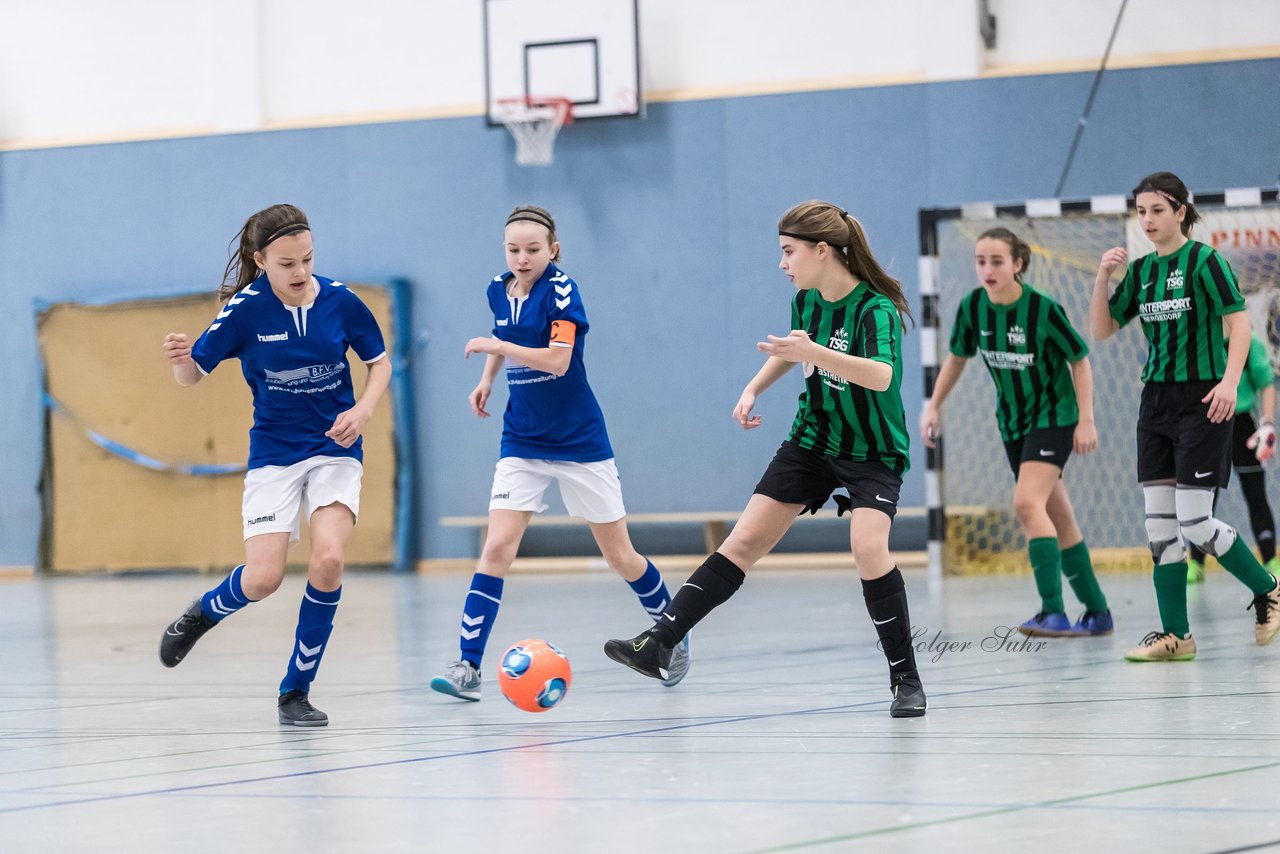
628;560;672;622
200;565;253;623
459;572;504;668
279;584;340;695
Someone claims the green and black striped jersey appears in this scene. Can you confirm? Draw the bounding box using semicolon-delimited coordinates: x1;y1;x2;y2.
950;284;1089;442
787;283;910;474
1108;240;1245;383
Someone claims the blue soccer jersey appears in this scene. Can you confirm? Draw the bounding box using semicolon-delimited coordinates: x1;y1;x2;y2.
191;274;387;470
486;263;613;462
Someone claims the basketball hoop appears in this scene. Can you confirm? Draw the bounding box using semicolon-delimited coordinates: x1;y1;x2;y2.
496;97;573;166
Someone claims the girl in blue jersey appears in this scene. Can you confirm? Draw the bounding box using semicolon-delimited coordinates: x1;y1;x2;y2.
158;204;391;726
430;205;689;701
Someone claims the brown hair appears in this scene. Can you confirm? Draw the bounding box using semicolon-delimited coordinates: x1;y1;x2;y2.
505;204;561;262
219;204;310;299
977;227;1031;282
1132;171;1199;236
778;200;913;326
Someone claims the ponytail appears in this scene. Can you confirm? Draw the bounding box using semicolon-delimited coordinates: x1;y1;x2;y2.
842;213;914;327
778;200;914;327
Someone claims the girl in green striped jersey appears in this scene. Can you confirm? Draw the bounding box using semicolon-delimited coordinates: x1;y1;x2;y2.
604;200;927;717
1090;171;1280;661
922;228;1111;638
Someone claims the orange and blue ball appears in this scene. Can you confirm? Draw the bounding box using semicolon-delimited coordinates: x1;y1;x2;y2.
498;638;571;713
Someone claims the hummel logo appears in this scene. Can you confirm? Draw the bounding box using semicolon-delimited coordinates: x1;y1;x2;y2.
1039;449;1055;457
875;494;893;503
873;617;896;625
1194;470;1213;479
553;282;573;312
632;637;649;652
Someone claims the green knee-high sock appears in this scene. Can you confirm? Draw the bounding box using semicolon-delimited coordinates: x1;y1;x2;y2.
1153;562;1190;637
1216;534;1278;595
1061;540;1108;612
1029;537;1065;614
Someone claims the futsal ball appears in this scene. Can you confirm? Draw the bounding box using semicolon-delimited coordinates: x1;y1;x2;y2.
498;638;571;713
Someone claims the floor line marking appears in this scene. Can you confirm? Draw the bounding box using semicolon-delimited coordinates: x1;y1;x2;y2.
743;760;1280;852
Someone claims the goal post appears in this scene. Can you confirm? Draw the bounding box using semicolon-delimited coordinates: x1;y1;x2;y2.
919;188;1280;578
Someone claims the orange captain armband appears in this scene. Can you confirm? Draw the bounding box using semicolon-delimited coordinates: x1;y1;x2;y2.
549;319;577;348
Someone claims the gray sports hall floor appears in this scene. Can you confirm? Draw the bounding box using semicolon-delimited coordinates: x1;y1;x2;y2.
2;567;1278;853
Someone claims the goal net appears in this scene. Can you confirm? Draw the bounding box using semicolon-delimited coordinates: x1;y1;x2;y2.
921;191;1280;575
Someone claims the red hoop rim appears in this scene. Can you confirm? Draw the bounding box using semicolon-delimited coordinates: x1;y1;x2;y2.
496;96;574;125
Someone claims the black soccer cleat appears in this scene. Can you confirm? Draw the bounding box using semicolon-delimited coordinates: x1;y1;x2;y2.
889;670;927;718
603;629;672;681
278;690;328;727
159;600;218;668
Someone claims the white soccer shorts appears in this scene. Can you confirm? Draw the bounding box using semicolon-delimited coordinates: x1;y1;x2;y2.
488;457;626;523
242;455;364;542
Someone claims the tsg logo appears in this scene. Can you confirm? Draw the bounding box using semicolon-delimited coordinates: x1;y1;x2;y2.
827;327;850;352
1007;324;1026;346
1165;268;1185;290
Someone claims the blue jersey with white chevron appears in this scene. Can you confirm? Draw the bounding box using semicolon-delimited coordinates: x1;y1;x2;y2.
486;263;613;462
191;274;386;470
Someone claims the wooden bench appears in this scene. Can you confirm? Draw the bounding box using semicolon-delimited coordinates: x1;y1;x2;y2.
440;507;925;555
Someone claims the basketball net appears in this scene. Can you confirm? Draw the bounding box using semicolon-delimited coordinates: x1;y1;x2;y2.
497;97;573;166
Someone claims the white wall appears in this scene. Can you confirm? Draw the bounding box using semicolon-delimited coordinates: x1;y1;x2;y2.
987;0;1280;69
1;0;1276;148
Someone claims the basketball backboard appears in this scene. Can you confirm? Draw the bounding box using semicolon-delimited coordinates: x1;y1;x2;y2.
484;0;641;126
